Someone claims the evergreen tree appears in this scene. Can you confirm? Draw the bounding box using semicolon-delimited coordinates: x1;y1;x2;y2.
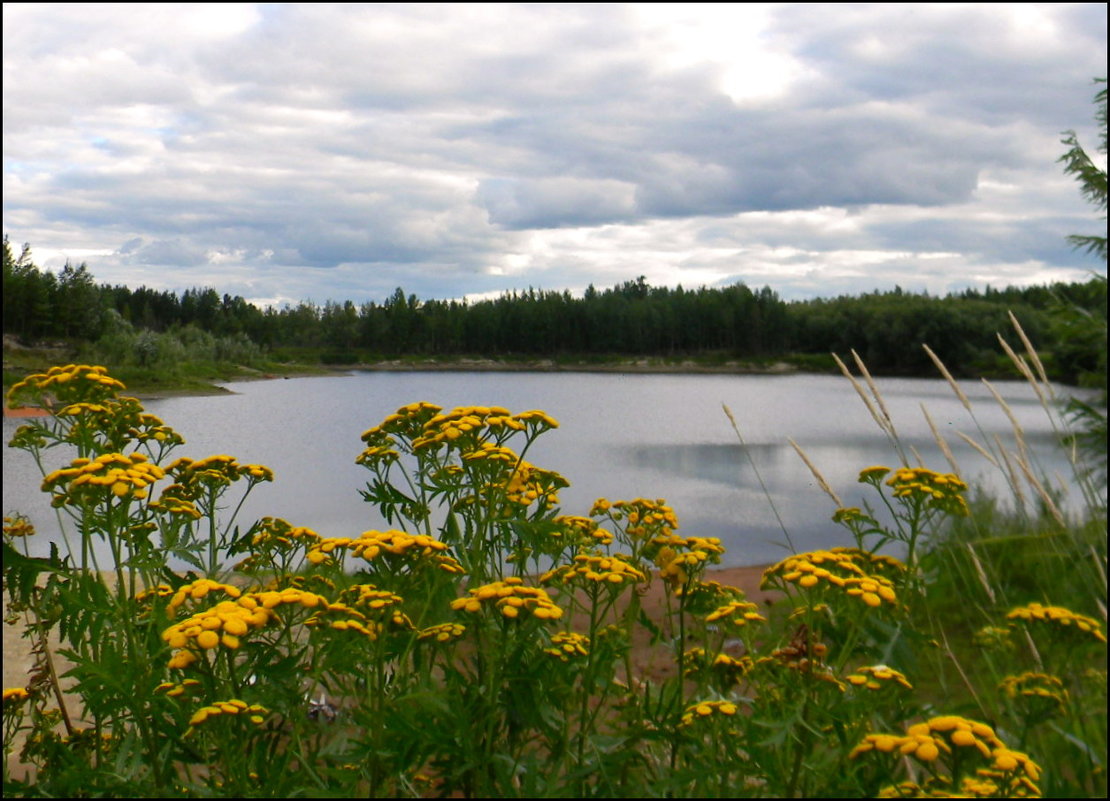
1058;79;1107;261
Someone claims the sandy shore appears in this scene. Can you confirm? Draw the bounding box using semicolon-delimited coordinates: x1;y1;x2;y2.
2;403;50;418
356;358;801;375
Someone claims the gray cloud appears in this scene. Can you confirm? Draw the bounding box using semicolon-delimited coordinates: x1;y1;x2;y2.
2;3;1105;306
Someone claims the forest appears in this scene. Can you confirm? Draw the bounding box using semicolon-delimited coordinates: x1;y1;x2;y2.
2;235;1106;385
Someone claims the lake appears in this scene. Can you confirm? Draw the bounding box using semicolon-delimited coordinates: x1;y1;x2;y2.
2;370;1087;568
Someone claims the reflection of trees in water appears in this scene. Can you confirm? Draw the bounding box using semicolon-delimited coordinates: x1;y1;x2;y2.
626;431;1066;493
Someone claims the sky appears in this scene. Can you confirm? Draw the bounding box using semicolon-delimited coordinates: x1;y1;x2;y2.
3;3;1107;308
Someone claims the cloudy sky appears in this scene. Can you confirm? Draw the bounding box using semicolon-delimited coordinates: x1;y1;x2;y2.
3;3;1106;308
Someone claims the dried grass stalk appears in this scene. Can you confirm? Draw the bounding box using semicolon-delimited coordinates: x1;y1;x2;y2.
1013;448;1066;528
982;379;1029;458
966;543;996;605
834;351;907;464
788;438;843;507
910;444;926;465
922;403;961;475
723;403;793;549
923;343;972;412
1091;545;1108;603
994;436;1028;511
832;352;885;433
851;348;897;439
1008;310;1051;390
956;431;999;468
996;334;1049;408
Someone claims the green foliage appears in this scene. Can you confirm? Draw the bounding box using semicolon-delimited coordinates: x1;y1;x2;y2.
1058;79;1107;261
4;360;1105;797
5;235;1108;382
1053;79;1108;478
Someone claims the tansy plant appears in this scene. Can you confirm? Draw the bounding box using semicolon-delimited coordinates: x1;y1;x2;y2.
5;363;1101;797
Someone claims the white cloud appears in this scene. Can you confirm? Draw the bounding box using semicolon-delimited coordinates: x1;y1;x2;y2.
2;3;1105;307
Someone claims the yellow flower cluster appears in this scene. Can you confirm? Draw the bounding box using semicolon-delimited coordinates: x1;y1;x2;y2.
973;625;1015;650
845;664;913;691
54;727;115;757
365;401;444;440
550;515;613;547
167;454;274;492
3;515;35;538
305;530;463;573
149;493;203;520
682;648;753;683
762;550;898;609
135;584;174;604
879;772;1042;799
451;577;563;620
711;652;753;674
3;687;31;704
763;641;842;688
675;579;747;611
653;535;725;585
163;598;271;668
7;364;125;408
42;452;165;504
829;547;907;578
1007;602;1107;643
705;600;766;629
126;409;184;446
593;497;679;538
162;586;329;668
1000;672;1069;712
514;409;560;431
55;400;117;420
250;517;321;550
909;716;1004;760
51;396;185;449
832;506;867;524
339;585;412;628
858;465;892;482
355;442;401;467
679;700;740;727
504;461;566;509
409;405;548;451
305;603;385;640
544;631;590;661
852;715;1041;793
417;622;467;643
450;443;567;513
166;578;244;615
462;442;519;465
541;553;645;587
885;466;970;516
153;678;202;698
186;699;268;733
426;406;519;444
250;587;329;611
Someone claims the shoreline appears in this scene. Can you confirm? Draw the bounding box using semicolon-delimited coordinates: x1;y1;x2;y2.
352;358;804;376
4;360;805;414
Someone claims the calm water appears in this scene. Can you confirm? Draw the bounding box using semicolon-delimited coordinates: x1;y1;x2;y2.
2;371;1084;568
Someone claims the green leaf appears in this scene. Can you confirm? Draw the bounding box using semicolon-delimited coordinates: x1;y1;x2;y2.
2;540;70;607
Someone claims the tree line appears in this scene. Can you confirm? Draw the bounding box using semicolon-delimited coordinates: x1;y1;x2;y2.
3;236;1105;382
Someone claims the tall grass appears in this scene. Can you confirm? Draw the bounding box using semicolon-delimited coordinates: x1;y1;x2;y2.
795;315;1107;797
